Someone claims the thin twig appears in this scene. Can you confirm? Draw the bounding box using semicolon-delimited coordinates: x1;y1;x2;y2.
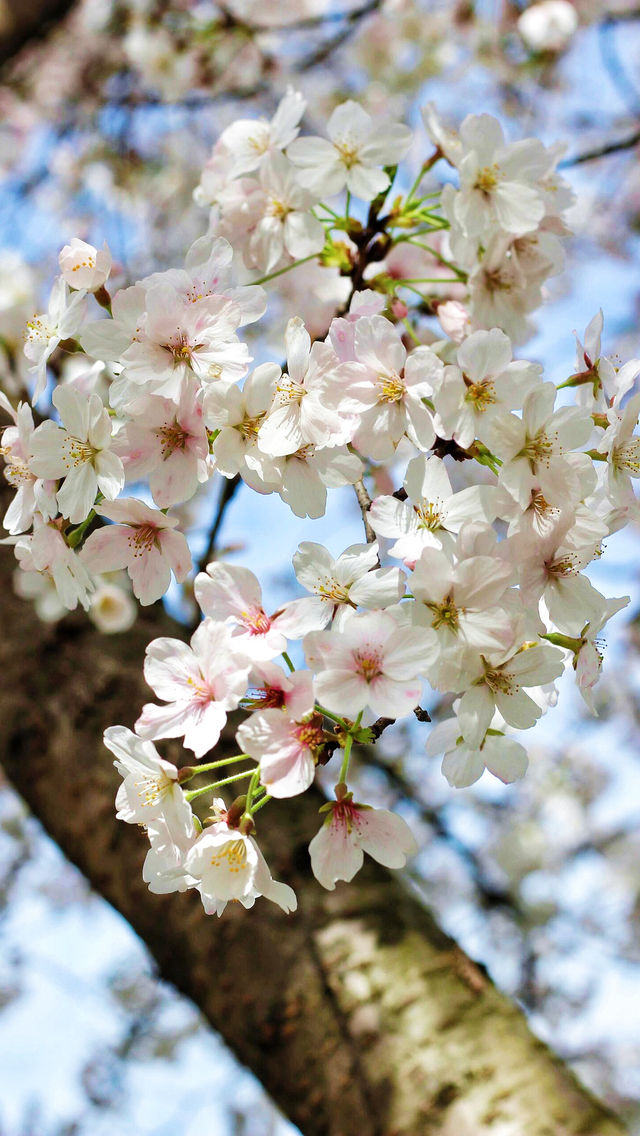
194;473;242;578
560;124;640;166
353;479;376;544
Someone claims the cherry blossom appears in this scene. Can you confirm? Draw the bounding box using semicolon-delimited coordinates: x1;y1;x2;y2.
116;379;209;508
426;720;529;788
304;609;436;719
194;561;315;660
29;385;124;523
369;454;499;567
81;498;191;605
24;277;88;402
135;620;251;757
281;540;405;631
237;701;324;798
309;796;418;890
103;725;194;841
58;239;112;293
287;100;412;201
185;811;297;915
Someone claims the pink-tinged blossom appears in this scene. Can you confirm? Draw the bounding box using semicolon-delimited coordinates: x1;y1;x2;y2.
426;720;529;788
327;289;387;363
80;284;146;364
237;704;323;798
24;277;88;403
58;239;112;292
257;318;357;457
309;797;418;890
436;300;472;343
304;610;437;720
185;810;297;914
120;283;249;398
221;153;325;275
104;725;194;841
287;100;412;201
508;511;607;636
9;520;95;612
488;383;592;509
369;454;498;567
116;379;209;508
135;620;251;757
434;328;541;450
321;315;441;460
281;540;405;632
244;662;315;719
141;234;267;328
194;561;316;660
0;394;57;534
81;498;191;605
29;385;124;523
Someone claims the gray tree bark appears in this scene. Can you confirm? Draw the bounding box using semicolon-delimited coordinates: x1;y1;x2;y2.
0;520;629;1136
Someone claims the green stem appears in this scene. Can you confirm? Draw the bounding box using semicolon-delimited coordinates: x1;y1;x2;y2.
244;766;260;817
396;276;462;285
404;238;468;280
338;710;362;785
251;255;318;286
282;651;295;673
251;793;272;814
185;753;251;777
184;769;253;801
345;189;352;221
402;317;421;345
316;704;349;728
66;509;96;548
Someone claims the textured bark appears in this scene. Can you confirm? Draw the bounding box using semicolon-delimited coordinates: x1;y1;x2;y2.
0;0;76;66
0;533;628;1136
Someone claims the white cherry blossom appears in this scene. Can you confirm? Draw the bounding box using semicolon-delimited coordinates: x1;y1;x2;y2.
287;100;412;201
281;540;405;632
103;725;194;841
369;454;499;567
29;385;124;523
426;720;529;788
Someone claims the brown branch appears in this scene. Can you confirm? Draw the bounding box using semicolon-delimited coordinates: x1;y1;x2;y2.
560;124;640;165
0;484;628;1134
0;0;77;68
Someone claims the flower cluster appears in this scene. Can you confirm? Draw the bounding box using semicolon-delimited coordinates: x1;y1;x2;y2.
1;97;638;917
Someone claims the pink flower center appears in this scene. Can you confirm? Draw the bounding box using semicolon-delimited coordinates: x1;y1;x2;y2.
240;606;272;635
128;524;159;557
352;648;383;682
157;421;190;458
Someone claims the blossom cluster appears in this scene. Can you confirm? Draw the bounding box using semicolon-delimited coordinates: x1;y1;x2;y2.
1;96;638;917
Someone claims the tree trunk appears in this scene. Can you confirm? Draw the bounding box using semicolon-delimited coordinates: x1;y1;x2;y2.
0;0;77;66
0;532;627;1136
